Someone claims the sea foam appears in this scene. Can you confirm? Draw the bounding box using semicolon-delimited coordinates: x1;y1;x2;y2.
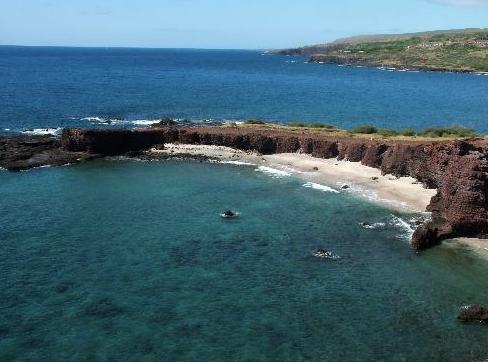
256;166;291;178
219;160;256;166
131;119;161;126
22;128;62;136
390;215;415;239
302;182;339;193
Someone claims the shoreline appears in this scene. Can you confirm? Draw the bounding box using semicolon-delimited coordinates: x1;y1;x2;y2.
3;126;486;253
153;143;437;213
150;143;488;259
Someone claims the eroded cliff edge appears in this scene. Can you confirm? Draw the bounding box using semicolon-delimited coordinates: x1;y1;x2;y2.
2;126;487;251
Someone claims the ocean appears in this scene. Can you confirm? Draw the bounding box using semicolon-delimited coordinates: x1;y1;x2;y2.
0;46;487;134
1;160;488;360
1;47;488;360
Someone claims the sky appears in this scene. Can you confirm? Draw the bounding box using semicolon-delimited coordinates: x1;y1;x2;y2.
0;0;487;49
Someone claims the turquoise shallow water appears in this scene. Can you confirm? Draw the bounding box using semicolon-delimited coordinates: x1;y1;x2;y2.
1;160;488;361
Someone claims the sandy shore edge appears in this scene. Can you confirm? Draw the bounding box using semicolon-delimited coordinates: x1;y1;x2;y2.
149;143;487;258
154;143;436;212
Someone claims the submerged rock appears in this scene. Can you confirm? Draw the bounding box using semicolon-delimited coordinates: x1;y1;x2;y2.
313;248;340;260
457;305;488;322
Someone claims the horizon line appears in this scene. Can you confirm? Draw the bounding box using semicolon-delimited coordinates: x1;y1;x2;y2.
0;44;269;51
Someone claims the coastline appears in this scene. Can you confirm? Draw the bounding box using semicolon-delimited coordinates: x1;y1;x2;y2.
152;143;437;213
150;143;488;259
3;126;487;253
306;57;488;75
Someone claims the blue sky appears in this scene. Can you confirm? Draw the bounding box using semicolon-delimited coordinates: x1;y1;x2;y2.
1;0;487;48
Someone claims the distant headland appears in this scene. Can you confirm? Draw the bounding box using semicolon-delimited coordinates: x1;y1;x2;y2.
276;28;488;73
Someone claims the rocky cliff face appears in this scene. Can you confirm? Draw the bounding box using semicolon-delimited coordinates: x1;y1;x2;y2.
5;126;488;251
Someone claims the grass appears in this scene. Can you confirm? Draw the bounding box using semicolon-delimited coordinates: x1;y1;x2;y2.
225;120;481;140
349;124;477;139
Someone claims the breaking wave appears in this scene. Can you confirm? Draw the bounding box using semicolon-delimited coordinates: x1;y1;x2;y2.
219;160;256;166
390;215;415;239
302;182;339;193
256;166;291;178
21;128;63;136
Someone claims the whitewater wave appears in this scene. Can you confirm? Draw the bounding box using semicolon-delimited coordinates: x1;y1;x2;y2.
390;215;415;239
302;182;339;193
131;119;161;126
256;166;291;178
360;222;386;230
22;128;63;136
219;160;256;166
81;116;127;125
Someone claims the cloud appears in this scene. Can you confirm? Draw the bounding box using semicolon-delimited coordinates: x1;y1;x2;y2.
427;0;488;6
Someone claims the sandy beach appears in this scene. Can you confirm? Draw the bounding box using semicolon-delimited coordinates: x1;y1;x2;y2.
153;143;437;212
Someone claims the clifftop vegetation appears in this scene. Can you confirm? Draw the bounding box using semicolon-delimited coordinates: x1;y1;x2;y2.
278;28;488;72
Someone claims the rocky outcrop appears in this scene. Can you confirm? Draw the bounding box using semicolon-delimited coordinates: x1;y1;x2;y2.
2;126;487;251
0;135;93;171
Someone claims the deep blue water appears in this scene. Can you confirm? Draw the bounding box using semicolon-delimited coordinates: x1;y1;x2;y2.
0;46;487;134
1;160;488;360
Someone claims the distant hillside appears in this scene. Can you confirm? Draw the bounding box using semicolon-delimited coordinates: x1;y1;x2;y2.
277;29;488;72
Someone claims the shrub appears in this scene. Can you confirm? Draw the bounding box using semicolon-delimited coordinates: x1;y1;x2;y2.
244;119;266;125
310;123;335;129
351;124;378;134
419;126;477;138
399;128;416;137
377;128;398;137
288;122;307;128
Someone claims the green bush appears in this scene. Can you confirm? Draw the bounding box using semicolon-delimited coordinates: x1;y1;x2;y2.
244;119;266;125
288;122;307;128
377;128;398;137
419;126;477;138
310;123;335;129
399;128;416;137
351;125;378;134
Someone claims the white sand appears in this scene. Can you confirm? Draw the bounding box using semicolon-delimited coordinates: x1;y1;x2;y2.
152;144;437;213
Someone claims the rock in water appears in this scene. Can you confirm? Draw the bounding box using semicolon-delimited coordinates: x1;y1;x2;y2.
457;305;488;322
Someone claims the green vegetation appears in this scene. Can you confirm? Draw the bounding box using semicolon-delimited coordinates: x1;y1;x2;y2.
349;124;477;138
244;119;266;125
287;122;307;127
418;126;477;138
399;128;416;137
285;28;488;73
309;123;335;129
351;125;378;134
377;128;398;137
287;122;336;129
236;119;480;139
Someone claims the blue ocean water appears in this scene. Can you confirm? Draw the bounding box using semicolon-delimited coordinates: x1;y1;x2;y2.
0;46;487;134
1;160;488;360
